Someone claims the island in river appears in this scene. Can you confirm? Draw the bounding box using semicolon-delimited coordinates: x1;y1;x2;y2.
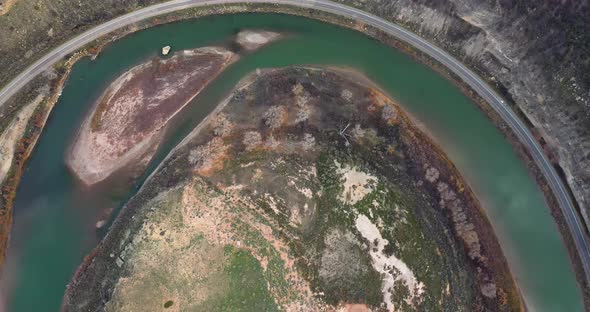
66;30;281;186
66;47;238;186
63;66;521;311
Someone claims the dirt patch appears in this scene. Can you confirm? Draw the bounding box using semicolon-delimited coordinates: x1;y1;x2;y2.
236;30;281;51
355;214;425;310
334;160;377;205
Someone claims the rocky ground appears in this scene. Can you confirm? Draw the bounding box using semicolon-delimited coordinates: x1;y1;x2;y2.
63;67;520;311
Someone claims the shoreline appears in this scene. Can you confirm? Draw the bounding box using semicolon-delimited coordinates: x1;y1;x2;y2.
401;98;525;311
0;2;585;308
0;50;92;266
329;64;526;307
347;68;525;310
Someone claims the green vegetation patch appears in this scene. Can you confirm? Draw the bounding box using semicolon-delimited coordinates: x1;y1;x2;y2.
204;246;279;312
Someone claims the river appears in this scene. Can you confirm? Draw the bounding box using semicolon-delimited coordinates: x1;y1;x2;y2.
0;12;582;312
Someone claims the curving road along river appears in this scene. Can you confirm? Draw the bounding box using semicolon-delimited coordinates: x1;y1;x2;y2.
0;0;588;301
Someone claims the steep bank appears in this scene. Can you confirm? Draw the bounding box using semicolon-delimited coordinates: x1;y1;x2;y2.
64;67;521;311
66;47;237;186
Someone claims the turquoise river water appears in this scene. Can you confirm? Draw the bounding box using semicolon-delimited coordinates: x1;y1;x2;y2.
0;13;583;311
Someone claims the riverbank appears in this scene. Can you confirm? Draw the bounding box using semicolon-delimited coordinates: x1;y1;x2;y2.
0;49;96;266
356;18;590;305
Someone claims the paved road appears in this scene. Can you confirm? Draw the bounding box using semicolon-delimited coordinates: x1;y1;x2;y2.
1;0;589;286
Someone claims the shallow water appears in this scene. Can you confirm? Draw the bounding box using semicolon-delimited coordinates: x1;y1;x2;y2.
2;13;582;311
